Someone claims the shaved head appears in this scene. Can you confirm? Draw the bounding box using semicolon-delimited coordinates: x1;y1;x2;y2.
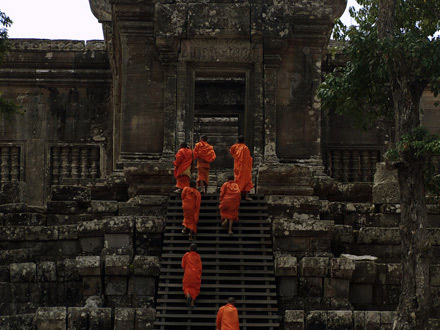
227;297;236;305
189;243;198;251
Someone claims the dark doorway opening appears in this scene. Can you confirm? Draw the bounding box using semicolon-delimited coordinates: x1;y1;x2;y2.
193;75;246;170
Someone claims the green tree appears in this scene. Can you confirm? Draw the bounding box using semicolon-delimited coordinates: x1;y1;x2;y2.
0;10;19;119
318;0;440;328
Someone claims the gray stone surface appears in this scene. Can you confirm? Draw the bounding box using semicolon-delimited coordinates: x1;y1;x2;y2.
105;255;130;276
133;256;160;277
330;258;355;279
76;256;101;276
35;307;66;330
10;263;36;282
299;257;329;277
372;162;400;204
37;261;57;282
275;256;297;276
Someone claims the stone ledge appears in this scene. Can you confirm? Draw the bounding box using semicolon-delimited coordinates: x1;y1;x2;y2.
273;219;334;237
76;256;101;276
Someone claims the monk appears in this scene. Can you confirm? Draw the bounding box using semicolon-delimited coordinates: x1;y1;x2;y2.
181;181;202;241
230;136;253;201
181;243;202;309
193;135;216;193
219;175;241;235
216;297;240;330
173;142;193;193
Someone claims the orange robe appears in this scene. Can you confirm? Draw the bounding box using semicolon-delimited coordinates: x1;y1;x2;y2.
216;303;240;330
181;251;202;300
194;141;216;185
230;143;253;192
219;181;241;222
181;187;202;233
173;148;193;189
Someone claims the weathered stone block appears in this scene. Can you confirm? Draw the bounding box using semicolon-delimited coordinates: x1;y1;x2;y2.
105;295;132;308
306;310;327;330
89;308;112;330
299;277;322;297
10;262;36;282
380;311;396;325
135;308;156;330
68;307;88;329
91;200;118;214
273;219;334;237
135;216;165;234
37;261;57;282
46;201;79;214
58;225;78;240
357;227;400;244
310;236;332;252
365;311;380;329
4;213;46;226
299;257;329;277
0;265;10;281
431;265;440;286
353;311;365;330
0;313;35;329
128;276;156;296
51;186;91;203
105;234;131;248
266;195;320;217
349;283;373;305
275;256;297;276
372;162;400;204
115;307;135;330
330;258;355;279
278;277;298;297
76;256;101;276
82;276;102;296
77;220;105;237
324;278;350;298
105;255;130;276
79;237;104;253
352;260;377;283
386;263;402;284
333;225;354;244
57;259;80;282
105;276;127;295
104;216;134;233
133;256;160;277
284;310;304;330
274;237;309;252
35;307;66;330
327;311;353;330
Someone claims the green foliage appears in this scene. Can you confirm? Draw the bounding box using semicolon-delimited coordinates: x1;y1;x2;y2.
0;10;20;119
385;127;440;193
0;10;12;62
318;0;440;128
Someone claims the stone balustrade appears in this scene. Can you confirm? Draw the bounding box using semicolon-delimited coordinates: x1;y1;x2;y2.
50;144;101;185
326;147;381;182
0;144;22;186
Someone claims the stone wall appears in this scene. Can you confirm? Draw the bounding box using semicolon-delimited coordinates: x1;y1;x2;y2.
0;39;112;206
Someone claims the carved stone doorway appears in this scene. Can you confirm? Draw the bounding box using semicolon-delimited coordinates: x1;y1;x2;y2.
193;72;246;170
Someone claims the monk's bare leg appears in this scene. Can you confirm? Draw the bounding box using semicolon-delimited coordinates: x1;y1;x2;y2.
221;218;228;227
186;293;191;307
245;191;252;201
204;181;208;194
190;298;195;308
228;220;234;235
188;230;194;241
182;226;188;234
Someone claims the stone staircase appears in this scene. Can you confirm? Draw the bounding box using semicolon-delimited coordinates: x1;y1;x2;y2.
154;193;280;329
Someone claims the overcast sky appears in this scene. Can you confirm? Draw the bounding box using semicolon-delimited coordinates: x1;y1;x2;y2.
2;0;360;40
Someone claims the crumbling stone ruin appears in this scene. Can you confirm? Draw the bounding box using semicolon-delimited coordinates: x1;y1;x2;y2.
0;0;439;329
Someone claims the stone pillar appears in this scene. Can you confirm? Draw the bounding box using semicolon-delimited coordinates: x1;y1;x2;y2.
263;54;281;163
158;40;179;158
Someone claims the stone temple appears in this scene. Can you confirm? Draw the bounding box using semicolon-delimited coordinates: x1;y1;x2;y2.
0;0;439;329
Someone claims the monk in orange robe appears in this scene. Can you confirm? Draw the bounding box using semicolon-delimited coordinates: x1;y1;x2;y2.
219;175;241;235
216;297;240;330
181;181;202;241
193;136;216;193
173;143;193;193
230;136;253;201
182;243;202;308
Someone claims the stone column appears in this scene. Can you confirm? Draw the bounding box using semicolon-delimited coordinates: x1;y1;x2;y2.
263;54;281;163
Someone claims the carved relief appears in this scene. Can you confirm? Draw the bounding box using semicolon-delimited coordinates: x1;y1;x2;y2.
9;39;106;52
180;39;259;63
